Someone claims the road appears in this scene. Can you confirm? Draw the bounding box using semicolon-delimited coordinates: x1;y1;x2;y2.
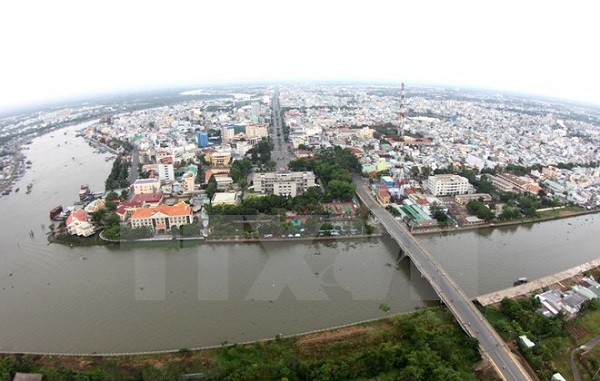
570;334;600;381
355;178;532;381
270;87;292;172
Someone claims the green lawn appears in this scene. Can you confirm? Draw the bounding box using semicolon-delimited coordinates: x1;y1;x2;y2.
574;308;600;345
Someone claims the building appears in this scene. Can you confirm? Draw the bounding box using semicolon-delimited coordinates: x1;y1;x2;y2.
66;209;95;237
197;132;209;148
205;151;231;167
375;184;391;205
214;174;234;190
211;192;238;206
84;198;106;213
518;335;535;349
157;156;175;183
455;193;493;205
253;171;316;197
221;126;235;142
426;174;471;196
484;173;541;194
129;202;193;232
245;123;269;139
181;172;196;194
133;178;161;195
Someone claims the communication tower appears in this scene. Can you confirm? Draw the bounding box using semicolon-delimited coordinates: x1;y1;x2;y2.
397;82;406;137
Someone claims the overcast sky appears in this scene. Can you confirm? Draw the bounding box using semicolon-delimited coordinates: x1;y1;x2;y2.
1;1;598;111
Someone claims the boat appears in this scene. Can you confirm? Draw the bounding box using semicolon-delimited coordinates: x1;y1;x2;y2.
15;188;19;192
514;277;528;286
79;184;91;201
26;182;33;194
50;205;63;220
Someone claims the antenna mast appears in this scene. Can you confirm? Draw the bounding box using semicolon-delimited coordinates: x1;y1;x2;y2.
398;82;406;137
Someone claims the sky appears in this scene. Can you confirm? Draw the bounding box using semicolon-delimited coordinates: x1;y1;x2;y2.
1;0;599;111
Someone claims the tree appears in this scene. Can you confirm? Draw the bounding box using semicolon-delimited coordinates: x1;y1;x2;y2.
206;175;217;199
230;159;252;185
91;210;104;223
105;200;117;212
466;200;495;220
180;223;202;237
324;180;356;202
104;213;121;228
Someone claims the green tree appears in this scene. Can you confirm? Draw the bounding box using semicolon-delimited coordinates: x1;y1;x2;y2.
324;180;356;202
206;175;218;199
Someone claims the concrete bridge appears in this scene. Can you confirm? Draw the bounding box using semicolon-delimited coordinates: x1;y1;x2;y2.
355;180;532;381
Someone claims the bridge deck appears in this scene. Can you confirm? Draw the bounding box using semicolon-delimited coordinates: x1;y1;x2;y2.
355;180;532;381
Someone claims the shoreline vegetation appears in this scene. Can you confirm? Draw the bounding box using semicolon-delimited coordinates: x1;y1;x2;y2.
1;266;597;380
0;307;498;381
410;206;598;235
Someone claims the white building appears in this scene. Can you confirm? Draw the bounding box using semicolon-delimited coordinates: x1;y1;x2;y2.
221;126;235;142
211;192;238;206
181;172;196;194
253;171;316;197
245;123;268;139
66;209;95;237
157;156;175;183
426;174;471;196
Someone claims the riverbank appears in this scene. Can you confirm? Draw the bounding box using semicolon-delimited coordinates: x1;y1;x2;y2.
411;207;599;236
0;307;498;380
479;265;600;381
68;229;384;247
476;260;600;306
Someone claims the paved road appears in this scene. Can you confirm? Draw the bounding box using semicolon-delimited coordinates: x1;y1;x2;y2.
127;147;139;198
355;179;532;381
570;334;600;381
270;88;292;172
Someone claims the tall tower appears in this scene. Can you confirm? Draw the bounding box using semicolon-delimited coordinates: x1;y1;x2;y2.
396;83;408;186
397;82;406;137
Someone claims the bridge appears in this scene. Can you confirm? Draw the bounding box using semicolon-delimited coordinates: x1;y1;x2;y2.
355;180;532;381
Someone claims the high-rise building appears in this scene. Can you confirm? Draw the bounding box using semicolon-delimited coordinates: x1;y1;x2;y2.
181;172;196;194
157;156;175;183
221;126;235;142
197;132;209;147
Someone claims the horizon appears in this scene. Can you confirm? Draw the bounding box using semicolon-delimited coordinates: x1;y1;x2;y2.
2;79;599;118
1;1;599;113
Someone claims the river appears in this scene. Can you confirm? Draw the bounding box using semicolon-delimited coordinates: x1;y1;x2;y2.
0;123;598;354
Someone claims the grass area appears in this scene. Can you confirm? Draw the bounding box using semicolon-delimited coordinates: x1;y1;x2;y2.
0;307;498;381
537;205;586;219
572;308;600;345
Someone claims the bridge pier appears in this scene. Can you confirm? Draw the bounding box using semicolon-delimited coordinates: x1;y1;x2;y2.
396;248;409;262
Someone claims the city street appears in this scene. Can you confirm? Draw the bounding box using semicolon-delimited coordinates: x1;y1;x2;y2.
270;88;292;172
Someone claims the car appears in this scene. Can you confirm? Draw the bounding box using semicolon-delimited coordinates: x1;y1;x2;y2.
287;233;294;238
294;233;301;238
263;234;273;238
